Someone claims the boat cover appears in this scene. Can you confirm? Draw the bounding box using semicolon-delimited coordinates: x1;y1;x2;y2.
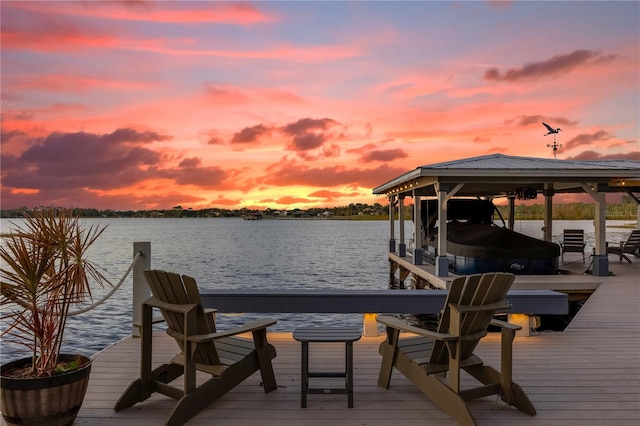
436;222;560;259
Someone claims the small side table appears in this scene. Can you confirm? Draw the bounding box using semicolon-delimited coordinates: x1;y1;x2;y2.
292;327;362;408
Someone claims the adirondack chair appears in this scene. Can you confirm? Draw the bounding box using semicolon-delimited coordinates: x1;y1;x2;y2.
377;272;536;426
561;229;586;261
607;229;640;262
114;270;278;426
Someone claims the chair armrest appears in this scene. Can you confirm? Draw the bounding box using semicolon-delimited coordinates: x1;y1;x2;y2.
185;318;277;343
377;315;457;341
450;300;511;314
490;318;522;331
145;296;199;315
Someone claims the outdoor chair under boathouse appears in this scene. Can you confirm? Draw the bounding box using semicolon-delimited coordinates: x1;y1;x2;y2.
561;229;586;262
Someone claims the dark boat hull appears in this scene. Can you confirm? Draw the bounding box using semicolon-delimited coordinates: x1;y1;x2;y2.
423;244;560;275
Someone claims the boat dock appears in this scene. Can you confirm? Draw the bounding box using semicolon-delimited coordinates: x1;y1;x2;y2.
48;259;639;426
389;252;603;300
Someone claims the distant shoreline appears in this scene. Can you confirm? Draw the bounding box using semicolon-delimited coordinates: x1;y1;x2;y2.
1;200;638;221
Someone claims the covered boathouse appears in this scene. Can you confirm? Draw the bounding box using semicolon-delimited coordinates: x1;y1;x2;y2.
372;153;640;278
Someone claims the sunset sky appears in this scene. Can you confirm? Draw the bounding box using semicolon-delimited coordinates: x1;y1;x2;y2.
1;1;639;211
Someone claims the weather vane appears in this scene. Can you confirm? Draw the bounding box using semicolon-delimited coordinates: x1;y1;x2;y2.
542;122;562;159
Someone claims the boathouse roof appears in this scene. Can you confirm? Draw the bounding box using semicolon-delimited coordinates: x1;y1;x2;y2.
372;153;640;198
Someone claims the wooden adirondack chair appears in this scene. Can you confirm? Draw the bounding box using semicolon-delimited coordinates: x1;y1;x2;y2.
114;270;278;426
607;229;640;263
377;272;536;426
561;229;586;261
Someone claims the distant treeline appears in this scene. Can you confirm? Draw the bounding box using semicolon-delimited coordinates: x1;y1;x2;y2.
496;200;637;220
1;198;638;220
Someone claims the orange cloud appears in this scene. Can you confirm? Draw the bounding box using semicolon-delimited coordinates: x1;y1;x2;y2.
274;196;311;205
263;162;408;189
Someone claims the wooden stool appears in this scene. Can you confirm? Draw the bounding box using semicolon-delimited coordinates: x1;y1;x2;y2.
292;327;362;408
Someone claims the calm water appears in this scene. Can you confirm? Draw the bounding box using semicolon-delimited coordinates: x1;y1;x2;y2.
0;218;635;363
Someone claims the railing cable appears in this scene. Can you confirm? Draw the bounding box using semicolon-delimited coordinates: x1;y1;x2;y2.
68;251;143;316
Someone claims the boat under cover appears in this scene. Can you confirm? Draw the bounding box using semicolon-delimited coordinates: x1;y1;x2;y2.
420;199;560;275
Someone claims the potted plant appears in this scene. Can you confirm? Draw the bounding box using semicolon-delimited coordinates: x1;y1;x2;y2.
1;208;109;426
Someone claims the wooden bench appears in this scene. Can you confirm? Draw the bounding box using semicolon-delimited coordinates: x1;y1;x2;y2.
199;289;568;337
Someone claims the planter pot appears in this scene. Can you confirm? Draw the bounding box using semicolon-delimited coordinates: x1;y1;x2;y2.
1;354;92;426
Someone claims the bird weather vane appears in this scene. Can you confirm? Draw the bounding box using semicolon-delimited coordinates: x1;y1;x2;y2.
542;122;562;159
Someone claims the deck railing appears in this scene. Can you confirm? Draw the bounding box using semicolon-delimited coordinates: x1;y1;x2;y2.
129;242;568;337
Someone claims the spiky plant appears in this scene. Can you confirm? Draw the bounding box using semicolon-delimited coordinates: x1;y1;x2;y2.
1;208;109;377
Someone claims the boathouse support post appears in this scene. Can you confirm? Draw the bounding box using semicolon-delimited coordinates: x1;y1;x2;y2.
582;183;609;276
132;242;151;337
399;195;406;257
435;185;449;277
389;195;396;253
413;193;423;265
543;184;554;242
508;194;516;230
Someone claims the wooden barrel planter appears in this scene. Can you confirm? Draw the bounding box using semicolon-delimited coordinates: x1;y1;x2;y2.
1;354;92;426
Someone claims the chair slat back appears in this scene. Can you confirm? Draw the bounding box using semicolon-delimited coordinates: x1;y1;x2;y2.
624;230;640;251
563;229;585;248
144;269;220;365
430;272;514;365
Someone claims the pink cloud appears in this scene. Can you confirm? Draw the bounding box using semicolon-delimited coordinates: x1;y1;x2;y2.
510;115;578;129
0;128;240;210
484;50;617;82
281;118;341;152
204;84;252;105
10;74;157;93
360;148;408;163
566;150;640;161
5;2;278;26
231;124;272;144
563;130;613;150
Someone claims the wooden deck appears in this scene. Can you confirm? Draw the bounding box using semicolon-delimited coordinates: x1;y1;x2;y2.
11;260;640;426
